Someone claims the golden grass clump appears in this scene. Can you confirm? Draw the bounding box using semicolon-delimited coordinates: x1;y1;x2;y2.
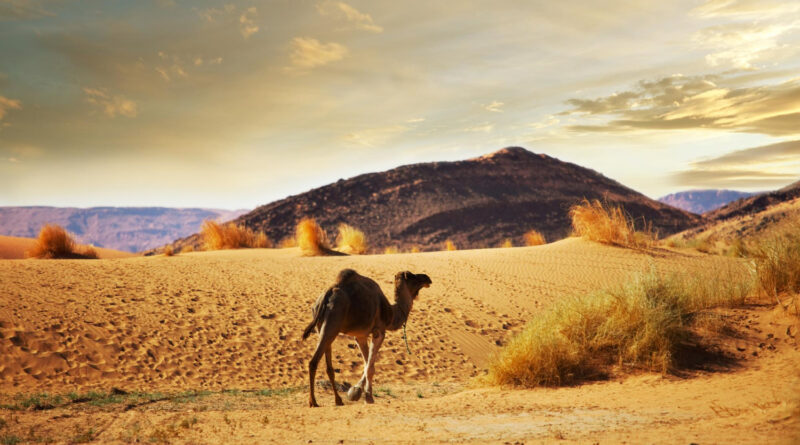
335;224;368;255
483;265;753;388
524;229;546;246
444;239;457;251
569;199;654;248
751;225;800;313
201;220;271;250
181;245;194;253
383;246;399;255
296;218;330;256
410;246;421;253
499;238;513;248
163;245;174;256
26;224;98;259
279;236;298;248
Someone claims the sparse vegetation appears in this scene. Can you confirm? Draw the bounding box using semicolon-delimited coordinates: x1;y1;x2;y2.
335;224;368;254
751;225;800;313
25;224;98;259
383;246;399;254
201;220;271;250
296;218;330;256
569;199;654;249
181;244;194;253
444;239;457;251
484;266;753;388
499;238;513;248
278;236;297;248
163;245;174;256
524;229;546;246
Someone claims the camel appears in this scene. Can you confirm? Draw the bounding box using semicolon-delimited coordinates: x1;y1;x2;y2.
301;269;432;407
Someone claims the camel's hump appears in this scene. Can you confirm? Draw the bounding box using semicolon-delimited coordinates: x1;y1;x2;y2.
335;268;359;285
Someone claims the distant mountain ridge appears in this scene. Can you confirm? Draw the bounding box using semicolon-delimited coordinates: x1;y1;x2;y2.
658;190;755;214
0;207;247;253
704;179;800;222
165;146;701;253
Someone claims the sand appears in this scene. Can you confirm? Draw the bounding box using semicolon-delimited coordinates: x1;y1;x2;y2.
0;238;797;443
0;235;136;260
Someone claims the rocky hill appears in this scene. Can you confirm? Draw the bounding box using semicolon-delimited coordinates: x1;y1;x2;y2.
704;180;800;222
166;147;701;253
0;207;246;253
658;190;755;214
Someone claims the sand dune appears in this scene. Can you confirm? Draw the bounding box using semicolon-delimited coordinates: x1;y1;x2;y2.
0;235;135;260
1;239;797;443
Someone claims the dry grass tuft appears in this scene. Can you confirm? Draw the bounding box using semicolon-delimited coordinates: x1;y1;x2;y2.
26;224;98;259
296;218;330;256
570;199;654;248
201;221;271;250
499;238;513;248
444;239;457;251
181;245;194;253
278;237;297;248
383;246;399;255
163;246;175;256
524;229;546;246
335;224;368;255
483;265;753;388
410;246;421;253
751;225;800;314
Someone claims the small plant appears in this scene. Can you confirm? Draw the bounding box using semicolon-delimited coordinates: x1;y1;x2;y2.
71;428;96;444
409;246;421;253
569;199;654;249
278;236;297;248
181;245;195;253
0;435;21;445
499;238;513;248
444;240;457;251
201;221;271;250
383;246;399;254
26;224;97;259
524;229;546;246
751;226;800;313
296;218;330;256
335;224;368;254
163;245;174;256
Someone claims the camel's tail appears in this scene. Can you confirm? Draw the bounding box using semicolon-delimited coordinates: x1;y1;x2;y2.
302;288;332;340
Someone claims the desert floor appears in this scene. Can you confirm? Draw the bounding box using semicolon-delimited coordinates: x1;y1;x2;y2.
0;239;798;444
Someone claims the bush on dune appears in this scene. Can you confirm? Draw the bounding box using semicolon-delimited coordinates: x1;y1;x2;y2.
201;221;271;250
296;218;331;256
335;224;368;255
751;225;800;313
570;199;655;249
499;238;513;248
444;240;457;251
483;266;753;388
26;224;98;259
524;229;546;246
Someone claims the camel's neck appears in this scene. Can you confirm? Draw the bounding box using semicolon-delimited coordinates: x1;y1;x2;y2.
388;284;414;331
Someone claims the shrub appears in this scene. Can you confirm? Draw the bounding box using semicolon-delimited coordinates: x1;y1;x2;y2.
751;226;800;312
524;229;546;246
26;224;98;259
163;246;174;256
296;218;330;256
201;221;271;250
181;245;195;253
409;246;421;253
444;240;457;251
383;246;399;255
499;238;513;248
279;236;297;248
483;266;752;388
569;199;654;248
335;224;367;255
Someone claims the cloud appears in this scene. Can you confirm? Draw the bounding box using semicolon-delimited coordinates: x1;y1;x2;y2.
83;87;138;118
563;74;800;137
484;101;504;113
316;1;382;33
464;123;494;133
673;139;800;188
0;95;22;120
239;6;259;39
0;0;53;21
693;21;800;69
288;37;348;69
691;0;800;19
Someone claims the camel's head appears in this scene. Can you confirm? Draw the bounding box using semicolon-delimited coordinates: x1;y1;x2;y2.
395;271;432;299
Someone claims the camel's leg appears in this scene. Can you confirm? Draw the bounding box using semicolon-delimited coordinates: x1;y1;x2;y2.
308;318;342;407
347;336;369;402
364;329;385;404
324;344;343;406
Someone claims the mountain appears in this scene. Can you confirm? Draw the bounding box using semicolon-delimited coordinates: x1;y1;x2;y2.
0;207;247;253
704;180;800;221
658;190;755;214
166;147;701;252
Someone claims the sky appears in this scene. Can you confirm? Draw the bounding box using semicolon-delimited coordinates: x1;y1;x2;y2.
1;0;799;209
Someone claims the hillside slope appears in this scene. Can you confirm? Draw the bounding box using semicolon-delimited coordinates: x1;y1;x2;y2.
168;147;700;252
658;189;755;214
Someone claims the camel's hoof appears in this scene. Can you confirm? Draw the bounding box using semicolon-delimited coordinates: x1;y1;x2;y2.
365;393;374;404
347;386;363;402
335;397;344;407
309;400;320;408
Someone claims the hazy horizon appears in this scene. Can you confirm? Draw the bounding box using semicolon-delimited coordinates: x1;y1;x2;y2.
2;0;799;208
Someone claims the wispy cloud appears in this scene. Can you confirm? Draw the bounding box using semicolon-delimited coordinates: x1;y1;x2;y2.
691;0;800;19
563;74;800;137
464;123;494;133
288;37;348;69
196;4;258;39
239;6;258;39
316;1;382;33
693;21;800;69
673;139;800;188
0;0;53;21
0;95;22;120
484;101;504;113
83;88;137;118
